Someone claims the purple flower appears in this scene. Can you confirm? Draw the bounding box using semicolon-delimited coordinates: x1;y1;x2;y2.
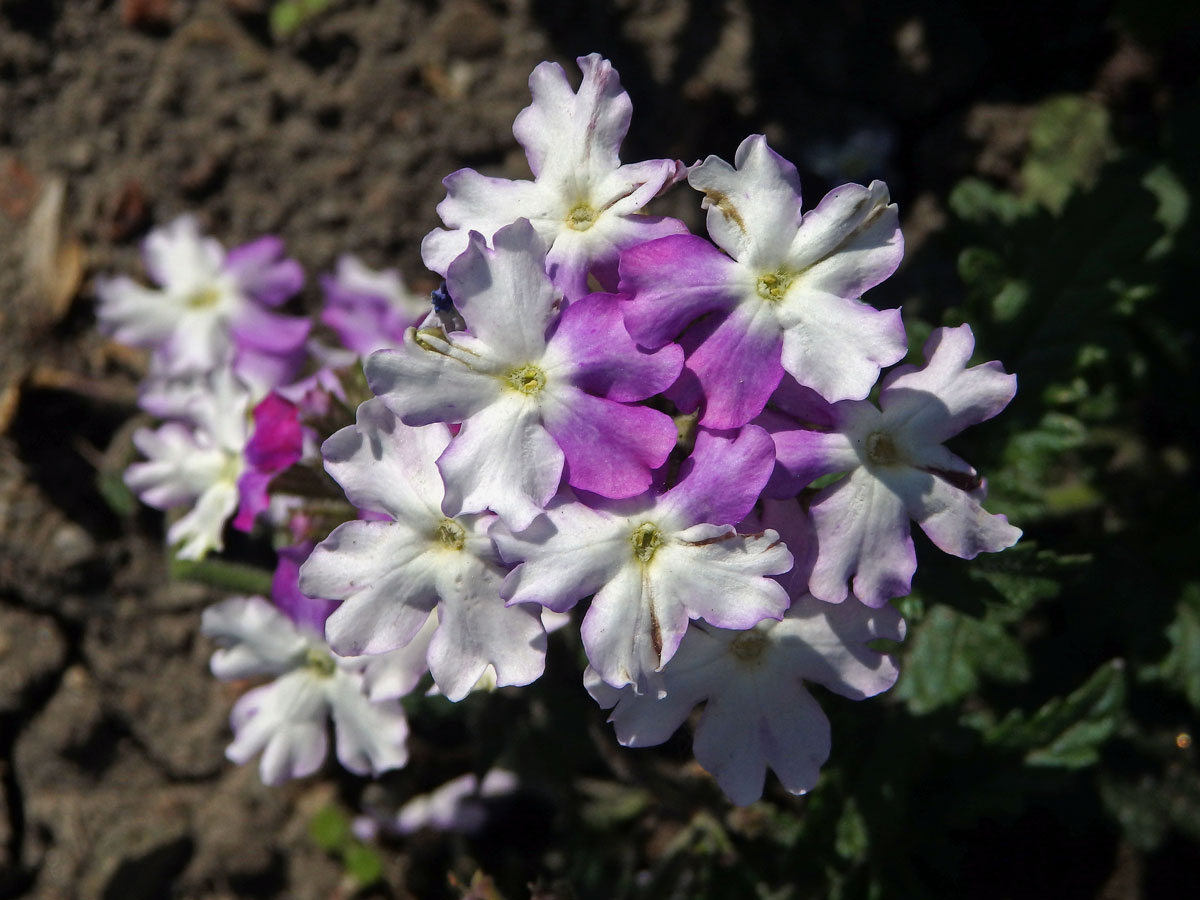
233;393;305;532
620;135;906;428
368;219;682;530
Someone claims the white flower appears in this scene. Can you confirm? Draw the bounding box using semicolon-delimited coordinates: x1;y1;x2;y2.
298;398;547;701
421;54;685;300
494;427;792;695
202;595;411;785
125;368;253;560
587;595;905;805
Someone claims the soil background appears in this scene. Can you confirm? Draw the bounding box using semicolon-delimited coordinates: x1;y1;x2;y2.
0;1;1194;898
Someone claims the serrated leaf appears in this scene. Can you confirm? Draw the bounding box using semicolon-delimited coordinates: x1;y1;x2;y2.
897;606;1030;714
986;660;1126;768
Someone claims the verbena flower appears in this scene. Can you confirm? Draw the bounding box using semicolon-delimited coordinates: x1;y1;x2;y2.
367;219;682;530
620;134;906;427
125;368;252;559
766;324;1022;606
96;215;309;386
421;54;686;300
297;398;547;701
493;426;792;695
586;594;904;805
202;557;413;785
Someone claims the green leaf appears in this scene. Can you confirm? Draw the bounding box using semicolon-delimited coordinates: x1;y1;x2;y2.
985;660;1126;768
307;805;351;853
343;842;384;889
897;605;1030;714
949;177;1024;225
1021;95;1114;213
270;0;334;38
833;798;869;862
1146;583;1200;710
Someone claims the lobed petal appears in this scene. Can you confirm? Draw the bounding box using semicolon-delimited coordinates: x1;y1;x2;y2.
880;324;1017;444
777;290;906;403
808;467;916;606
514;53;630;183
436;395;563;531
493;495;631;612
227;672;329;785
300;520;441;656
326;675;410;777
366;333;505;427
543;292;683;402
202;595;308;680
446;222;557;363
541;386;676;499
320;398;448;523
785;180;903;299
426;556;546;701
619;233;743;348
688;134;804;265
681;300;783;428
661;425;778;528
656;525;792;630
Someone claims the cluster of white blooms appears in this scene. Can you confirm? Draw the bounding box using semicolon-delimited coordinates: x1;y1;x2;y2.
98;53;1018;806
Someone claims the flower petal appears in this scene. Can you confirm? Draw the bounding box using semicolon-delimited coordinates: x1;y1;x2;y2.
426;556;546;700
541;386;676;499
446;222;557;363
320;398;449;522
777;289;906;403
300;520;442;656
661;425;777;528
202;595;308;679
619;233;742;348
326;674;410;777
688;134;804;265
808;467;916;606
881;324;1017;444
437;394;563;531
543;292;683;402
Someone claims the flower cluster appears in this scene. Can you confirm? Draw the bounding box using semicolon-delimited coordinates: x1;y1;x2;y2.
99;53;1020;805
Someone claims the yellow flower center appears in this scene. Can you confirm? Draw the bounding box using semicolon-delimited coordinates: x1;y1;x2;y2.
505;364;546;396
305;648;336;678
187;286;222;308
630;522;663;564
435;518;466;550
566;203;598;231
755;269;796;303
